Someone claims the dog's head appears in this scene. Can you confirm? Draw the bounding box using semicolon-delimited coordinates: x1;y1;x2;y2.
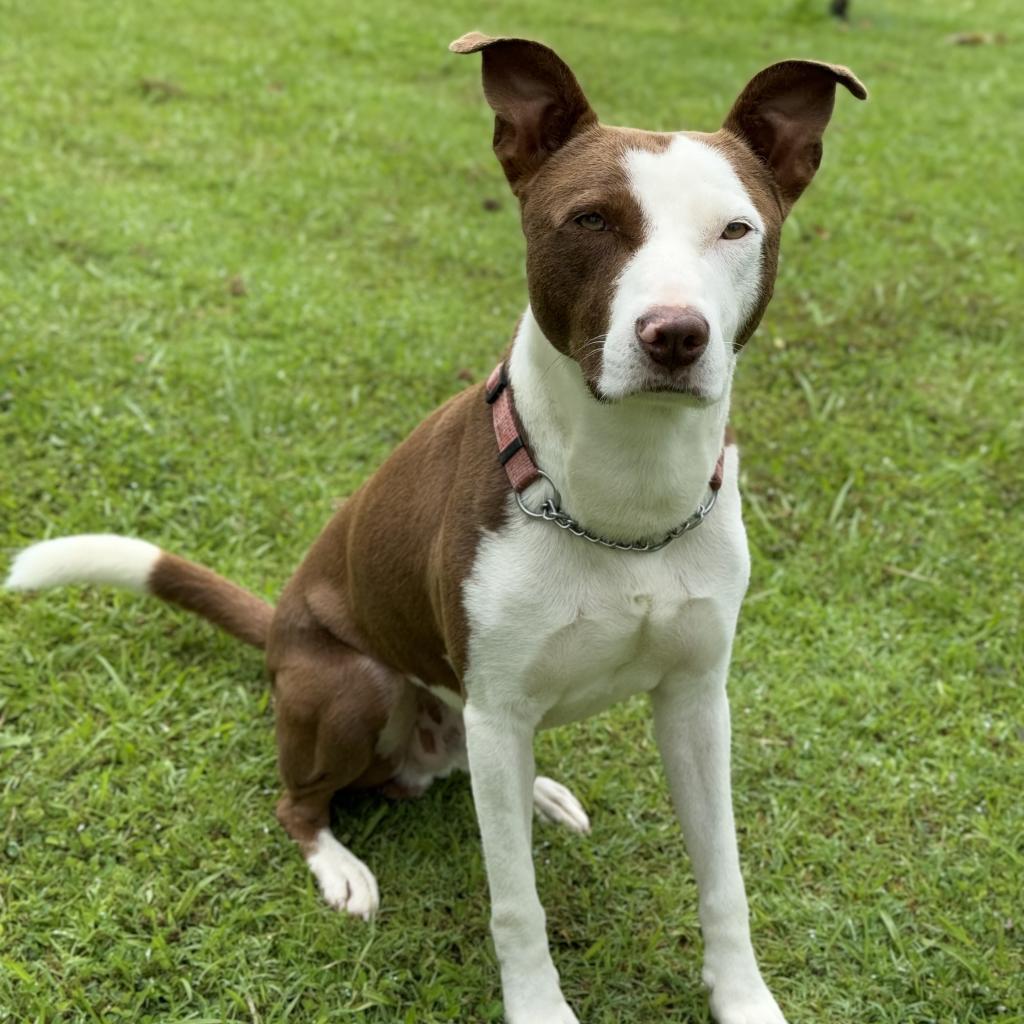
452;33;865;403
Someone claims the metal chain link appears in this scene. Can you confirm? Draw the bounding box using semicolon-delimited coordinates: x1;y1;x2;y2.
514;470;718;553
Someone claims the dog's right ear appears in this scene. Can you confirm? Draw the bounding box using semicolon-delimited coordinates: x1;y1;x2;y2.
450;32;597;193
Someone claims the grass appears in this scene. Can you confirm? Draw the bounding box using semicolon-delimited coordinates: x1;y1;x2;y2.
1;0;1021;1021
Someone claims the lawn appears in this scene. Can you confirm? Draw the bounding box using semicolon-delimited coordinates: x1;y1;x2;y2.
1;0;1021;1021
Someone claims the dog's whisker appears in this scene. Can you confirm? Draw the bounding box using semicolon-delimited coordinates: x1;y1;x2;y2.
536;350;568;388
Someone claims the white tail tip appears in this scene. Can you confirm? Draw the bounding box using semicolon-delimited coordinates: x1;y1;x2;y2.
5;534;161;594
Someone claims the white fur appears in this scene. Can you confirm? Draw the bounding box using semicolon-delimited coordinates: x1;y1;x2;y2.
458;135;784;1023
510;310;729;543
599;134;765;403
464;704;580;1024
306;828;380;920
464;448;748;729
5;534;161;593
462;447;754;1020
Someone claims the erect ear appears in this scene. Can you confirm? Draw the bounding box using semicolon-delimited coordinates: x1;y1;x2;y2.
723;60;867;213
450;32;597;193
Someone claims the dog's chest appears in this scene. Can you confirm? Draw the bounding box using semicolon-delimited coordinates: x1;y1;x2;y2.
463;492;749;727
528;582;697;727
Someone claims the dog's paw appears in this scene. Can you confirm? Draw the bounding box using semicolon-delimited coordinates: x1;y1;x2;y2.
502;966;579;1024
533;776;590;834
707;978;787;1024
506;998;580;1024
306;829;380;921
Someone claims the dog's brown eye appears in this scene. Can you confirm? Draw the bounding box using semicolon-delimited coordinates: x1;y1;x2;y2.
574;212;608;232
721;221;750;240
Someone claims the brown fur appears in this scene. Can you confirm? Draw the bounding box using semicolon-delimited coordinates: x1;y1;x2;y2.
722;59;867;213
455;34;677;391
149;553;272;648
521;126;671;385
449;33;598;193
271;631;405;846
270;380;508;690
265;382;511;840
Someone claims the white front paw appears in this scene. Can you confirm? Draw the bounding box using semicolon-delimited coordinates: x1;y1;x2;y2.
503;1003;577;1019
706;978;787;1024
504;986;579;1024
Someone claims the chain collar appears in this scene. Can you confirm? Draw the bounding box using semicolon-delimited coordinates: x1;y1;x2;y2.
513;469;719;553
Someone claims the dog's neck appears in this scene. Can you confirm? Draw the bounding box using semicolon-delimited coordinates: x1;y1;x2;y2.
507;308;732;542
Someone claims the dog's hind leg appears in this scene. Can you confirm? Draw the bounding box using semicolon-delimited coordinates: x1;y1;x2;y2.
533;776;590;834
271;634;410;920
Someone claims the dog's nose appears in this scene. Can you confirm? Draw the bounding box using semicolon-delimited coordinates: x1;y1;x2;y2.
635;307;710;370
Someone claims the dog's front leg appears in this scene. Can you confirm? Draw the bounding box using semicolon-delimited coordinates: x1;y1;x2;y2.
464;703;578;1024
652;674;787;1024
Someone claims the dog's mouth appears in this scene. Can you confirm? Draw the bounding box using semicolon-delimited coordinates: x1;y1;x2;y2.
629;361;719;403
577;341;721;405
637;380;712;400
631;354;726;404
589;378;716;405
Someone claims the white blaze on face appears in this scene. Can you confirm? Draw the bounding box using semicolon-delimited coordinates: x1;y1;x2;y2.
598;134;766;401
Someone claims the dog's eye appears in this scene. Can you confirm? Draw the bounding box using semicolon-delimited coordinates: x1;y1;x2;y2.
721;221;751;240
574;212;608;232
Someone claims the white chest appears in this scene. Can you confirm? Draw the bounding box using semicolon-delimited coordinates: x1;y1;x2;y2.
463;467;750;728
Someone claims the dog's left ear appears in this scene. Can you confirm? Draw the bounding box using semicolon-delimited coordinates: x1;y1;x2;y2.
723;60;867;213
450;32;597;193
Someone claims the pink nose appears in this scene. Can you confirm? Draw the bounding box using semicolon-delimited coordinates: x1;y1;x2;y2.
635;306;710;370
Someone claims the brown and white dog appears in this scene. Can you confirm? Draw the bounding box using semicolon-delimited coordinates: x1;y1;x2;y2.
7;34;865;1024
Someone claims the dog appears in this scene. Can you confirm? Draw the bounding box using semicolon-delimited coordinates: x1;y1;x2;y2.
6;33;865;1024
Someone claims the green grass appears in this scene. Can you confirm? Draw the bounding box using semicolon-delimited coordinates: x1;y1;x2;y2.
1;0;1021;1021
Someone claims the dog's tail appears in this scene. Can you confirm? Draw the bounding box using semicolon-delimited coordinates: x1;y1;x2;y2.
5;535;272;649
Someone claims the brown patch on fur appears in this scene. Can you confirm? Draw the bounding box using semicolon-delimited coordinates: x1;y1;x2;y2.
700;62;864;349
266;392;507;844
452;34;675;389
269;379;509;699
520;126;671;384
149;552;273;648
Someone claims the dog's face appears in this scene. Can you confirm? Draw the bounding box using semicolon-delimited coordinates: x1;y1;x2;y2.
519;127;775;404
452;34;866;402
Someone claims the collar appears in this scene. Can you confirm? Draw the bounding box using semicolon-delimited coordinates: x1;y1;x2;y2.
485;361;724;552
